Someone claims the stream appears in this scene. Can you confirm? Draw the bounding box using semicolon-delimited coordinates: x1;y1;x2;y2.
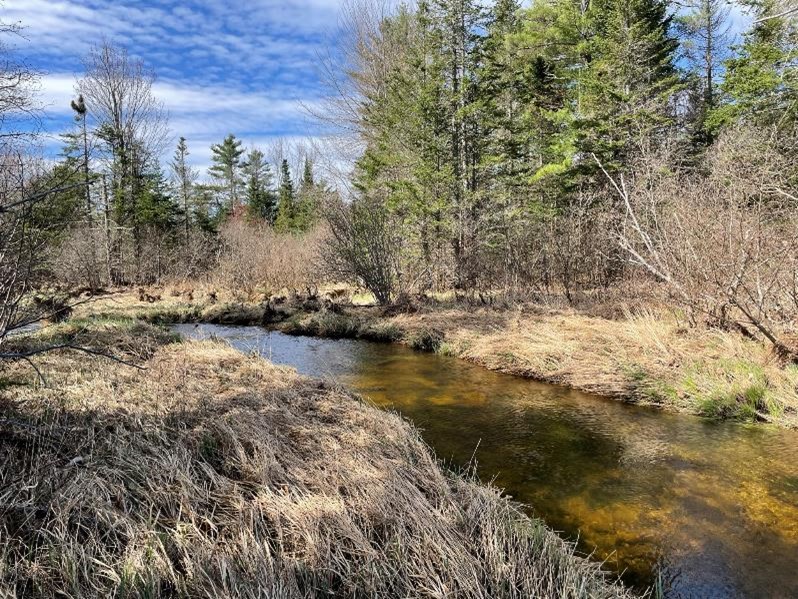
173;323;798;598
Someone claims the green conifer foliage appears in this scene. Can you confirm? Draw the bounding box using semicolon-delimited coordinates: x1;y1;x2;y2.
274;159;298;232
709;0;798;130
208;134;245;209
243;149;278;223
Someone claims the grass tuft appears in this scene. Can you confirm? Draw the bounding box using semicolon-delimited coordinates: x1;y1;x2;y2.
0;318;636;598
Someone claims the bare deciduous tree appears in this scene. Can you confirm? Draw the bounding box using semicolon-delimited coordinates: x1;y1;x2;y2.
78;42;169;284
324;195;402;305
603;125;798;360
0;22;52;349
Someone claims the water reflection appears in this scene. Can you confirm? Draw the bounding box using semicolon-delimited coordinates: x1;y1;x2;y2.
173;324;798;598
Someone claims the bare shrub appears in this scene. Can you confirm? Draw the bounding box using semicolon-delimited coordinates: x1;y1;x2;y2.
213;218;326;298
50;225;110;289
609;125;798;357
324;196;403;305
166;229;220;282
468;194;624;307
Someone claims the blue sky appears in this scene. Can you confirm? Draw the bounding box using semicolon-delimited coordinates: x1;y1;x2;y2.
5;0;752;174
4;0;345;171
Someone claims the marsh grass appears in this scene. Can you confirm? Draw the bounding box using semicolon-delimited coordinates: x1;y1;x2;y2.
281;311;403;343
0;322;636;598
69;289;798;427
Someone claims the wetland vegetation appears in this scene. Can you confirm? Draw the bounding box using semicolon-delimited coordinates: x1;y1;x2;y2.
2;0;798;596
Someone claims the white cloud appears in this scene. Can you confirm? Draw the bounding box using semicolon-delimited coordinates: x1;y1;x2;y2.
37;72;328;174
7;0;345;170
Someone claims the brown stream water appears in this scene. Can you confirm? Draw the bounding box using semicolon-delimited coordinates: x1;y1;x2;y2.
173;324;798;598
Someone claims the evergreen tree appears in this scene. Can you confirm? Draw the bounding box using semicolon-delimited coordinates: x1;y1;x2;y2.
295;158;319;231
242;148;278;222
573;0;683;174
512;0;598;190
30;142;86;233
170;137;198;243
192;185;221;234
208;134;245;210
274;159;297;232
676;0;733;144
431;0;487;286
137;165;181;232
709;0;798;130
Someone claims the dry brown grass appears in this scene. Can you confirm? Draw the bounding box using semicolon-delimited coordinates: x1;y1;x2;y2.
68;288;798;427
393;307;798;426
0;322;635;598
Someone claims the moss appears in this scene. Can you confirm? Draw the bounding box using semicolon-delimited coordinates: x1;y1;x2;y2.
689;359;783;422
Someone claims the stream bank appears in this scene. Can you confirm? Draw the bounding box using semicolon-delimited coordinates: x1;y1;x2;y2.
175;323;798;598
75;288;798;428
0;317;635;598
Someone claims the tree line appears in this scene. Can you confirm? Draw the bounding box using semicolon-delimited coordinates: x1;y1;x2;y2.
1;0;797;357
322;0;797;354
45;43;329;288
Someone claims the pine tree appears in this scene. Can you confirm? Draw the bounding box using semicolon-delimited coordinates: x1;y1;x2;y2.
274;159;297;232
208;134;245;210
242;148;277;222
32;141;86;232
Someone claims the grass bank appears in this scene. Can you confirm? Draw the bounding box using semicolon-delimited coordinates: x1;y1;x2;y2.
71;288;798;427
0;318;635;598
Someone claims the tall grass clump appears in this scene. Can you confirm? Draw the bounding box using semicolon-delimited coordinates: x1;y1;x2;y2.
0;327;636;598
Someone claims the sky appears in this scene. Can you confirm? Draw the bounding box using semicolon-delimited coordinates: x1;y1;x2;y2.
3;0;346;172
4;0;752;175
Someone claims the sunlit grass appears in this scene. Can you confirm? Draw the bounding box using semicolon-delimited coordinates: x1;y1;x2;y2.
0;317;635;598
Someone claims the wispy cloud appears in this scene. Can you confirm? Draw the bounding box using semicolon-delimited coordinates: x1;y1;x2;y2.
5;0;343;171
37;72;329;172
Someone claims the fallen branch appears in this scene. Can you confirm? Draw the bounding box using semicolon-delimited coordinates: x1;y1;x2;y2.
0;343;146;372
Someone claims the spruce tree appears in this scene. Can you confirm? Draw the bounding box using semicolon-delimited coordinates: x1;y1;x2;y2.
274;159;297;232
574;0;682;174
295;158;319;232
676;0;732;144
170;137;198;243
137;165;181;232
242;149;278;222
708;0;798;130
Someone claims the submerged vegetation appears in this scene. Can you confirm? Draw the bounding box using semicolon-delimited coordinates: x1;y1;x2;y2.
0;320;635;598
